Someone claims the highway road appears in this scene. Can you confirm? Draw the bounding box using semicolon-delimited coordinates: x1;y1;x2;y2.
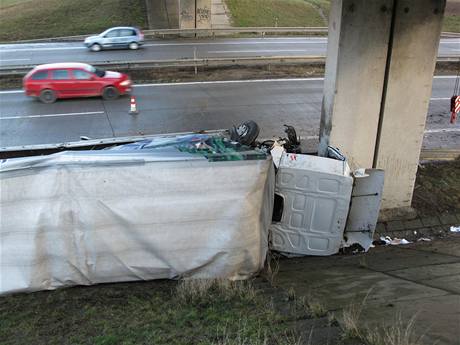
0;37;459;67
0;77;458;150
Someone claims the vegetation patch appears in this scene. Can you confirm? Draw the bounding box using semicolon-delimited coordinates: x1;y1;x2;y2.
225;0;459;32
412;158;460;215
0;0;147;42
225;0;327;27
0;278;339;345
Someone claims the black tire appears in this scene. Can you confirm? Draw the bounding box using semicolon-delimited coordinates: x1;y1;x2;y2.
128;42;139;50
230;120;260;146
102;86;119;100
39;89;57;104
90;43;102;52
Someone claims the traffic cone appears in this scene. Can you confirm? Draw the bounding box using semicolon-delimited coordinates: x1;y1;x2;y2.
129;96;138;115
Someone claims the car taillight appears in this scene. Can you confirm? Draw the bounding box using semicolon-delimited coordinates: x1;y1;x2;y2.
139;30;144;39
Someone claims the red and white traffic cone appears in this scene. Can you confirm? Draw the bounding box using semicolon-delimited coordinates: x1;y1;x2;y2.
450;95;459;124
129;96;138;115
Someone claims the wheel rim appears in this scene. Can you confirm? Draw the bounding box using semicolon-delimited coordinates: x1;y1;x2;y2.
92;44;101;51
236;125;249;136
43;91;53;102
105;88;116;99
129;43;138;50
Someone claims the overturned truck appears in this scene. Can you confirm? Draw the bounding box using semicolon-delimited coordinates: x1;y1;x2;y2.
0;123;383;294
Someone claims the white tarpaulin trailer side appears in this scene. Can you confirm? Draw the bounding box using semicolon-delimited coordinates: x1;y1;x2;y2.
0;150;274;295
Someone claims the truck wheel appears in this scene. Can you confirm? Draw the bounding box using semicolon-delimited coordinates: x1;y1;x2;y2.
230;120;260;146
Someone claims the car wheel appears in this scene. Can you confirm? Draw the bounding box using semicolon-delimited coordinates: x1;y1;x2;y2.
39;89;57;104
90;43;102;52
102;86;119;100
128;42;139;50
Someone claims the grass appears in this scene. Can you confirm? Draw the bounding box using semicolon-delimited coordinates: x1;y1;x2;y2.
0;0;147;41
341;292;424;345
0;278;311;345
412;158;460;215
443;15;460;32
225;0;327;27
225;0;459;32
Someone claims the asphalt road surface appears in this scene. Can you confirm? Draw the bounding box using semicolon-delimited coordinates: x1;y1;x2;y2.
0;37;459;67
0;77;458;150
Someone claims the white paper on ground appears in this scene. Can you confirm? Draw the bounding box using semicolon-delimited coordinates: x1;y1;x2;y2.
380;236;411;245
450;226;460;233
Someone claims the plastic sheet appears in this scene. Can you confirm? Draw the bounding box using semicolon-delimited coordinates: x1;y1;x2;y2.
0;141;274;295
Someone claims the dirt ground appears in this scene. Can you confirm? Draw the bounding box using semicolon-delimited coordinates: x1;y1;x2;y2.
446;0;460;15
412;158;460;216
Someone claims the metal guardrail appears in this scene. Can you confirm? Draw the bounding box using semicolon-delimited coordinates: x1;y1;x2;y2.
419;149;460;161
441;31;460;38
1;132;458;162
2;28;459;44
143;27;328;38
2;27;329;44
4;28;460;44
1;55;457;76
0;56;327;75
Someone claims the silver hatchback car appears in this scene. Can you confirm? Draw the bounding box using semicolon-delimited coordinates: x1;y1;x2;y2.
84;27;144;52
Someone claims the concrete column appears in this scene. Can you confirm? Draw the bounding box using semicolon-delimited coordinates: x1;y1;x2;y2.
319;0;393;168
179;0;196;30
179;0;212;30
319;0;445;214
374;0;445;211
196;0;212;29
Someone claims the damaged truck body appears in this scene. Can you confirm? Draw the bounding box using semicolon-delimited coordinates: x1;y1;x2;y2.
0;123;384;294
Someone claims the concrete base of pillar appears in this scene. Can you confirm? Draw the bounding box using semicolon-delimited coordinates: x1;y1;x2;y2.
378;206;418;222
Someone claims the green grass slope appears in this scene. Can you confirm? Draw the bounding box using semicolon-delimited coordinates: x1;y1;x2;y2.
225;0;459;32
0;0;147;41
225;0;327;27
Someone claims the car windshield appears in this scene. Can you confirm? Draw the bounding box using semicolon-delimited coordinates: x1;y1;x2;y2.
84;65;105;77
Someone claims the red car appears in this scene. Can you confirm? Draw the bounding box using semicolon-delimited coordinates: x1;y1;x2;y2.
23;63;132;103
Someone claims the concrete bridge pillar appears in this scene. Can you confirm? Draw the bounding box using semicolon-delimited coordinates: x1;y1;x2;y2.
319;0;445;216
179;0;212;30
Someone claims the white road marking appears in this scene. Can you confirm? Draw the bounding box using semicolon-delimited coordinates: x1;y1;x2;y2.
207;49;309;53
0;89;23;94
0;58;30;62
431;97;451;100
0;111;105;120
433;76;458;79
425;128;460;133
133;78;324;88
0;75;456;94
0;46;85;52
143;41;324;47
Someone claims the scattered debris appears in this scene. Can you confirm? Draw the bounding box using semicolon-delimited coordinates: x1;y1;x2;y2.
378;236;411;245
417;237;432;242
450;225;460;233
